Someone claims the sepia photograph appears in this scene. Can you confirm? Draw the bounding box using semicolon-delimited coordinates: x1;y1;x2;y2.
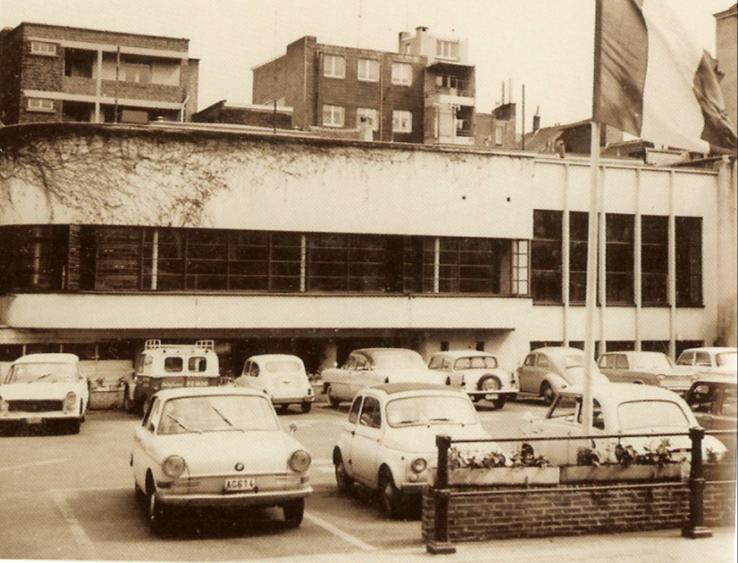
0;0;736;561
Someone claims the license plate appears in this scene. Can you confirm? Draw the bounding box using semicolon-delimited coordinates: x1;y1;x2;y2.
224;478;256;492
25;417;43;425
186;379;209;387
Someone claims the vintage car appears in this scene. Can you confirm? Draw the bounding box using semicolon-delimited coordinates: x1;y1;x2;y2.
676;347;737;378
321;348;445;407
685;376;736;455
332;383;501;517
131;386;312;533
123;340;221;414
0;353;89;434
427;350;518;408
598;351;697;393
523;383;728;466
516;346;609;404
234;354;314;413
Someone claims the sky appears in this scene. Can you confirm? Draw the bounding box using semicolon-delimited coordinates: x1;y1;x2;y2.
1;0;734;130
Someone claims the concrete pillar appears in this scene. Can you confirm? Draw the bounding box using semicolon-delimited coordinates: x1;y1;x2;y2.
94;50;103;123
562;164;570;346
319;340;338;371
717;157;737;346
634;168;642;351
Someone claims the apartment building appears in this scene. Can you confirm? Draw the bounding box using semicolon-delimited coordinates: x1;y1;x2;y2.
0;22;198;125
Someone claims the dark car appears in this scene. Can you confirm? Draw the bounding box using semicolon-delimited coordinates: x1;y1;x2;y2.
685;376;737;457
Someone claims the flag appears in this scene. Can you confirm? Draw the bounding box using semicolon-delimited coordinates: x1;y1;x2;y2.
593;0;737;154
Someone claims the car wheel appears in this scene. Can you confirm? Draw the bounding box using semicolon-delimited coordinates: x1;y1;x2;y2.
377;467;403;519
146;479;166;535
491;396;507;409
123;388;136;414
282;498;304;529
134;481;146;504
334;456;353;494
540;381;555;405
327;387;340;409
301;401;312;414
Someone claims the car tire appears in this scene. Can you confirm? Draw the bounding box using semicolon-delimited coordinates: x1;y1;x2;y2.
146;479;166;535
301;401;312;414
334;456;353;494
491;396;507;409
123;388;136;414
327;387;341;409
282;498;304;529
134;481;146;504
540;381;555;405
377;467;403;519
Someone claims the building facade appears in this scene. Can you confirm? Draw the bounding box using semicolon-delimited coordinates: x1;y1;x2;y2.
0;22;198;125
0;122;734;381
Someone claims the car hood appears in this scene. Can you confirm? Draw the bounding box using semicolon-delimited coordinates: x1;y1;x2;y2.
148;430;307;476
382;423;493;455
0;382;80;401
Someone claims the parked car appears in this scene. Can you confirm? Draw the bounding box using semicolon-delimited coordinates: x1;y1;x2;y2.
427;350;518;408
598;351;697;393
523;383;728;466
676;347;737;378
131;386;312;534
123;340;221;414
685;376;737;455
332;383;501;517
234;354;314;413
516;347;609;404
321;348;445;407
0;353;89;434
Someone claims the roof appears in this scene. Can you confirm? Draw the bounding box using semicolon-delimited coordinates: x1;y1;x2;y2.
531;346;584;355
248;354;304;363
12;353;79;365
14;21;190;44
560;382;685;402
430;350;497;359
681;347;737;354
600;350;667;357
353;348;420;355
152;386;264;401
370;383;462;395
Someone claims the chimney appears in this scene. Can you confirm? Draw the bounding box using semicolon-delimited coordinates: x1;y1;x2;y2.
398;31;410;51
416;26;429;34
532;106;541;132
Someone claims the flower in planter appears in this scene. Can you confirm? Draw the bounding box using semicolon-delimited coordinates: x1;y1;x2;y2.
576;446;605;467
615;439;673;467
510;443;550;468
448;446;508;469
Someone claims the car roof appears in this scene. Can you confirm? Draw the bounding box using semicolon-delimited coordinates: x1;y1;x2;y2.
352;348;419;355
152;386;265;401
12;353;79;365
530;346;584;355
560;382;684;402
602;350;665;356
681;347;737;354
248;354;304;362
368;383;464;396
691;375;737;386
430;350;497;359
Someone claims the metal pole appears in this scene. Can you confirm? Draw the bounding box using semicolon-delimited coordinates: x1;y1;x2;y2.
426;434;455;555
682;427;712;538
521;84;526;151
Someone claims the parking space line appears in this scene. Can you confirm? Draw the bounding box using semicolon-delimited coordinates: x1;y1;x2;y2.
50;489;97;560
0;458;69;472
304;511;376;552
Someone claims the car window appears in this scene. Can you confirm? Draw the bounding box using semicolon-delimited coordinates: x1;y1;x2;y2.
158;395;279;434
386;395;478;427
537;355;550;368
442;358;452;369
523;354;536;367
5;362;77;384
242;361;250;376
164;357;183;373
359;396;381;428
251;363;260;377
188;356;207;372
354;355;368;370
597;355;610;368
677;352;694;366
617;400;689;430
720;386;736;417
348;396;362;423
687;383;715;413
695;352;711;367
144;398;161;431
614;355;629;369
428;356;443;370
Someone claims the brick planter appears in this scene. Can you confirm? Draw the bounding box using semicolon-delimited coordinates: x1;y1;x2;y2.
449;466;560;486
560;463;684;483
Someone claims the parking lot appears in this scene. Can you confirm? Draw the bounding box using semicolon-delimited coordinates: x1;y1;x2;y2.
0;398;548;560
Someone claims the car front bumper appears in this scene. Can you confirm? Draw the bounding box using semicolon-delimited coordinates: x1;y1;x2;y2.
156;485;313;508
0;412;80;422
466;386;518;397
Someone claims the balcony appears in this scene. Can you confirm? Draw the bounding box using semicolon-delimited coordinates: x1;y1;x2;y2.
434;75;474;98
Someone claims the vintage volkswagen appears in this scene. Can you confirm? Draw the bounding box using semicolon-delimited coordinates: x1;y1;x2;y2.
131;387;312;533
0;353;89;434
523;383;727;466
427;350;518;408
676;347;737;378
516;346;609;404
234;354;314;413
321;348;445;407
332;383;501;517
598;351;698;393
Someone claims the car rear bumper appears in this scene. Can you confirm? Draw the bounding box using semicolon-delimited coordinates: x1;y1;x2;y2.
272;395;314;405
156;485;313;508
467;386;518;397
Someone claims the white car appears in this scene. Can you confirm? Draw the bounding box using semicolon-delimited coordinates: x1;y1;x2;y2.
234;354;315;413
332;383;500;517
523;383;727;466
676;347;737;378
0;353;89;434
321;348;445;407
131;387;313;534
427;350;519;408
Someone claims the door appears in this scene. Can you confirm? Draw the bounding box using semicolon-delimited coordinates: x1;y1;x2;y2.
518;353;538;393
350;395;383;485
132;397;161;489
341;396;363;479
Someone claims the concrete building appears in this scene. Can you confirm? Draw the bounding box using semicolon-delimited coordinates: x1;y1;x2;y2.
0;122;735;381
714;4;737;131
0;22;198;125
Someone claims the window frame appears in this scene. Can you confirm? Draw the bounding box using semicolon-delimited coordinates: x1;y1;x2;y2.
357;58;380;82
392;110;413;133
323;54;346;79
26;97;55;113
391;62;413;86
435;39;460;60
322;104;345;128
30;41;58;56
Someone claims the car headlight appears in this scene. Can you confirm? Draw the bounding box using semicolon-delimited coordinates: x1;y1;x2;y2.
411;458;427;473
162;455;186;478
288;449;312;472
63;392;77;412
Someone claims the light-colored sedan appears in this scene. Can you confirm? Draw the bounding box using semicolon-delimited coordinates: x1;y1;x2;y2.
598;351;697;393
0;353;89;434
676;347;737;378
427;350;518;408
523;383;727;466
332;383;500;517
234;354;315;413
516;347;609;404
131;387;312;534
321;348;445;407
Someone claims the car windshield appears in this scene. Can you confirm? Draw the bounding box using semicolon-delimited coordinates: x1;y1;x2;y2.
716;352;737;368
265;361;302;372
454;356;498;370
630;353;673;371
369;350;426;369
5;363;77;384
617;400;689;430
157;395;279;434
386;395;478;427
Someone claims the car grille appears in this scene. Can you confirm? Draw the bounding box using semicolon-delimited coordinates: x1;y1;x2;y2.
7;400;64;413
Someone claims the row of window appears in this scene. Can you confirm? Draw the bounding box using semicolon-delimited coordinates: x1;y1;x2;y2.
531;211;702;307
528;340;704;359
322;54;414;86
322;105;412;132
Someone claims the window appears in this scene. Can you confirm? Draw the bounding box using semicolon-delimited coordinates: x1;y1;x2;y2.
30;41;57;56
531;210;562;303
348;396;363;423
537;355;550;368
641;341;669;354
641;215;668;305
569;211;588;303
495;125;504;146
358;58;379;82
436;40;459;60
188;357;207;372
392;110;412;133
720;386;736;417
511;240;529;296
357;108;379;132
307;233;386;291
523;354;536;367
164;357;183;373
432;237;506;293
323;54;345;78
26;98;55;112
428;356;444;370
694;352;711;367
322;104;345;127
606;214;634;304
359;396;381;428
676;217;702;307
391;62;412;85
121;62;152;84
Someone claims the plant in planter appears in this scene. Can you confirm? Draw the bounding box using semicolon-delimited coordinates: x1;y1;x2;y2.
510;442;550;468
448;446;508;469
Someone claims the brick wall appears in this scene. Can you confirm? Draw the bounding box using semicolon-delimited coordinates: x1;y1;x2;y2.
0;26;24;124
422;480;736;542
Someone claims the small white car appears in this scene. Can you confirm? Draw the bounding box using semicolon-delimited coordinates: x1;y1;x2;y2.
234;354;314;413
676;347;737;378
523;383;727;466
321;348;445;407
0;353;89;434
131;387;312;534
427;350;519;408
332;383;499;517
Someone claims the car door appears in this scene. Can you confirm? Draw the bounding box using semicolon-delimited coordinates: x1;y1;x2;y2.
350;395;383;486
132;397;162;488
527;395;581;465
518;353;538;393
340;395;363;479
